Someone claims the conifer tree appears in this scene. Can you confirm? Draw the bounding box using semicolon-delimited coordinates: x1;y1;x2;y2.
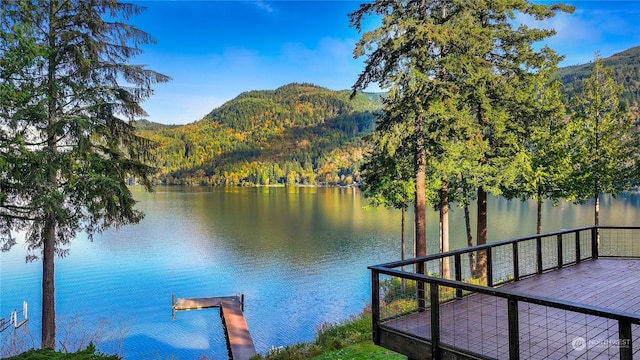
452;2;572;278
0;0;169;348
360;120;416;266
351;1;571;280
568;56;639;227
502;73;572;234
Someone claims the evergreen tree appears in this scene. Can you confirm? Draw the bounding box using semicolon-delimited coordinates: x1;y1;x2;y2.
351;1;571;281
0;0;169;348
360;124;415;266
502;74;572;234
351;0;464;264
452;1;572;279
568;56;639;227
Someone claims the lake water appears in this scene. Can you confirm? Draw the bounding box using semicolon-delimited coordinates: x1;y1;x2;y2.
1;187;639;359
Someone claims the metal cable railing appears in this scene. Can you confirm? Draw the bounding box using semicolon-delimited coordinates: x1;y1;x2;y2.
370;226;640;360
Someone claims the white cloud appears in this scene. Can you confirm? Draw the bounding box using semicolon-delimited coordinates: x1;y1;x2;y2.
514;4;640;66
254;0;274;13
143;93;230;124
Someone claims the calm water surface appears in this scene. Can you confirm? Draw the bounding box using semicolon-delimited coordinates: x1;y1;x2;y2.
1;187;639;359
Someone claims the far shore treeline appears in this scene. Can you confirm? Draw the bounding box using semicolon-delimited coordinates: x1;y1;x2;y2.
137;47;640;187
136;82;383;186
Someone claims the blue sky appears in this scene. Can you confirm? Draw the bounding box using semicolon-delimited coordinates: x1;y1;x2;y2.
131;1;640;125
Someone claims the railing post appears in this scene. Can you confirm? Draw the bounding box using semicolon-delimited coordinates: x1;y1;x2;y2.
619;319;632;360
575;231;581;264
557;234;563;269
417;261;426;311
508;298;520;360
371;269;381;344
513;242;520;281
536;236;543;274
591;227;599;259
487;247;493;287
430;282;440;359
455;254;463;299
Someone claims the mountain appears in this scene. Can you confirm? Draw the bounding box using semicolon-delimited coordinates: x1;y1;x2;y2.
556;46;640;105
137;83;383;186
132;119;180;131
138;48;640;187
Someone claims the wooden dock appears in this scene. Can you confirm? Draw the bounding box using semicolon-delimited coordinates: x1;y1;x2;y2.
172;294;256;360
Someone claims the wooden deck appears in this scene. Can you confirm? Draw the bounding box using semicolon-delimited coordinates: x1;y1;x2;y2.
381;258;640;359
172;295;256;360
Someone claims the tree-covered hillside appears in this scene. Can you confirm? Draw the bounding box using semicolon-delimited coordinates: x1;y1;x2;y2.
137;83;383;186
556;46;640;105
139;48;640;187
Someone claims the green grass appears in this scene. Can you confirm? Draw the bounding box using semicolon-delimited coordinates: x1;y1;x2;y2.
251;308;406;360
3;344;118;359
311;343;405;360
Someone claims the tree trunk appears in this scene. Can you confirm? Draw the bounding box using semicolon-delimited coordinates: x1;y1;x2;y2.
594;192;599;227
414;128;427;261
476;187;487;282
401;207;406;292
594;191;600;246
401;207;406;262
464;204;476;275
438;3;449;280
42;217;56;348
42;1;57;347
536;187;542;234
415;118;427;308
440;179;450;279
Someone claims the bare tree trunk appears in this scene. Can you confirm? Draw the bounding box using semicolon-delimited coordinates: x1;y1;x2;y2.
536;188;542;234
594;191;600;246
42;217;56;348
464;204;476;275
401;207;406;292
594;192;599;227
412;211;417;274
415;117;427;308
476;187;487;282
440;179;450;279
414;127;427;260
438;2;450;280
401;207;406;263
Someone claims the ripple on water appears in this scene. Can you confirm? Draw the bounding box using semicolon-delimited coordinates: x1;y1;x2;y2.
5;188;620;359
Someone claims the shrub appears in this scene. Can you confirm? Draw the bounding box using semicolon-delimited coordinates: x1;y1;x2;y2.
3;343;118;360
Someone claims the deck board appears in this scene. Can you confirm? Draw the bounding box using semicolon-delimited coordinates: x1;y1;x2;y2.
173;296;238;311
172;295;256;360
221;301;257;360
382;258;640;359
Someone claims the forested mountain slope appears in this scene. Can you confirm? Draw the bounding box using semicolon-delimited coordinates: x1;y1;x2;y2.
557;46;640;105
138;48;640;186
137;83;383;186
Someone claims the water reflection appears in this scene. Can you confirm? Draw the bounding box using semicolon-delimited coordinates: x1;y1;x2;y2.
1;187;638;359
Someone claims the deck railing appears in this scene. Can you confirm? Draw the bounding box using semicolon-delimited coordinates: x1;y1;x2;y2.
369;226;640;360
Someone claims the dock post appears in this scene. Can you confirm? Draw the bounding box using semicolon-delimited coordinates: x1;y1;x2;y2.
171;294;176;320
241;294;245;312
